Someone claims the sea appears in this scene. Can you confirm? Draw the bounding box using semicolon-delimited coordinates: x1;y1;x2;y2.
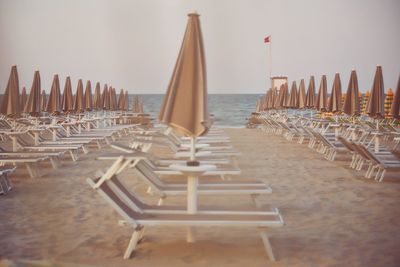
131;94;262;127
0;94;262;127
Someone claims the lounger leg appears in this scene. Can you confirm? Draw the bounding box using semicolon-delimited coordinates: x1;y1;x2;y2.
96;141;102;149
378;169;386;182
186;227;196;243
82;146;89;154
49;157;60;169
259;232;276;261
157;197;164;206
26;163;39;178
123;227;142;259
251;194;261;208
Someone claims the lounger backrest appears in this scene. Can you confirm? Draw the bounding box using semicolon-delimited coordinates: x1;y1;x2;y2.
350;142;372;161
108;175;149;211
134;160;165;188
337;137;355;152
356;144;381;164
87;177;140;226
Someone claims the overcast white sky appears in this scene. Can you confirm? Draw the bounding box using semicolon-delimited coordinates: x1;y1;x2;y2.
0;0;399;94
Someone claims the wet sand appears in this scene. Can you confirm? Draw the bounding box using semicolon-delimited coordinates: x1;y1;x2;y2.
1;128;400;267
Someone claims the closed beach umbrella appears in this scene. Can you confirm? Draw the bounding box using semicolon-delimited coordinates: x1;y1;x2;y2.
366;66;385;118
118;89;125;110
84;80;93;111
343;70;360;116
390;76;400;118
123;91;129;111
111;87;118;111
132;95;140;113
20;87;27;112
25;71;41;116
281;83;290;108
316;75;328;112
362;90;370;114
74;79;84;113
328;73;342;113
40;90;47;111
93;82;102;110
305;76;316;109
276;85;285;108
108;86;115;110
159;12;210;137
1;65;21;117
288;81;298;108
61;76;73;113
102;84;110;110
298;79;306;109
46;74;61;114
384;88;393;118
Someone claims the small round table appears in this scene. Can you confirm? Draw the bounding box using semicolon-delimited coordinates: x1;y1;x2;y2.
169;164;216;214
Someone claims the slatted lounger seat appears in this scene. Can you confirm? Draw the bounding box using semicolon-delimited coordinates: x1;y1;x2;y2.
87;176;284;261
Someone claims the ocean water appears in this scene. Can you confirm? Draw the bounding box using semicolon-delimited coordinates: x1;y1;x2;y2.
133;94;262;127
0;94;261;127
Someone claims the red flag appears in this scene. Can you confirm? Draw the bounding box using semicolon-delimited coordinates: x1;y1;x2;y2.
264;35;271;43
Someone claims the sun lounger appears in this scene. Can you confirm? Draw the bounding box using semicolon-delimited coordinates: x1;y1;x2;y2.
87;175;284;260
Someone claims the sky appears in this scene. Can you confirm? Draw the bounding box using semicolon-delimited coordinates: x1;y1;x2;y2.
0;0;399;94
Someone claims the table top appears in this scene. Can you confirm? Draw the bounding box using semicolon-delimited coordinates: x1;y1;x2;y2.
169;163;216;176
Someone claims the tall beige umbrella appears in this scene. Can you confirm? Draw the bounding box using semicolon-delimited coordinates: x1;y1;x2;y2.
281;83;290;108
316;75;328;112
61;76;73;113
123;91;129;111
84;80;93;111
20;87;27;112
390;76;400;119
366;65;385;118
24;71;41;116
288;81;298;108
132;95;140;113
93;82;102;110
74;79;84;113
343;70;360;116
46;74;61;114
118;89;125;110
298;79;306;109
40;90;47;111
159;12;210;146
305;76;316;109
1;65;21;117
111;87;118;111
328;73;342;113
102;84;110;110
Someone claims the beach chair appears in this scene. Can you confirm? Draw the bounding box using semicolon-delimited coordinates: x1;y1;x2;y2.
0;167;15;195
87;175;284;260
353;143;400;182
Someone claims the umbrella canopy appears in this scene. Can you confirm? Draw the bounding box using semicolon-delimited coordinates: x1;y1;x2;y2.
111;87;118;111
316;75;328;112
281;83;290;108
46;74;61;114
288;81;298;108
298;79;306;109
74;79;85;113
328;73;342;113
24;71;41;115
390;76;400;118
384;88;394;117
84;80;93;111
102;84;110;110
20;86;27;112
123;91;129;111
132;96;140;113
93;82;102;110
366;66;385;119
305;76;316;109
158;12;209;137
343;70;360;116
117;89;125;110
1;65;21;117
61;76;74;113
40;90;47;111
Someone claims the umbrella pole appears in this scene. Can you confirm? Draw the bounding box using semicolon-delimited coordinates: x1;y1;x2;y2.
190;136;196;161
187;135;197;243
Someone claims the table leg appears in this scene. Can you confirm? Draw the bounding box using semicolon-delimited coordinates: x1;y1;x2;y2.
34;133;39;145
11;136;17;152
187;175;198;243
375;136;380;153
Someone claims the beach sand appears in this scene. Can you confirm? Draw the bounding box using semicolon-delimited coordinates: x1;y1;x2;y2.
1;128;400;267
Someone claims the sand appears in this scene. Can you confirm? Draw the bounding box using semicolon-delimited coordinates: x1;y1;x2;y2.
1;128;400;267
